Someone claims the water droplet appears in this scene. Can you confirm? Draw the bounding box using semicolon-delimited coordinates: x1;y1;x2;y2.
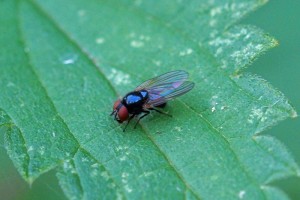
130;40;144;48
211;106;216;112
107;68;131;85
238;190;246;199
27;146;34;152
61;54;78;65
96;37;105;44
179;48;193;56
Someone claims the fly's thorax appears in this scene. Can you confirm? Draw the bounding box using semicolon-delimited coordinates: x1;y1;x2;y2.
139;89;149;99
121;90;149;114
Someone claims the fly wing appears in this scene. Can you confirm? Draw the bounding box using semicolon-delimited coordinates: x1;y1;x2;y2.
135;70;189;91
145;81;195;107
135;70;194;108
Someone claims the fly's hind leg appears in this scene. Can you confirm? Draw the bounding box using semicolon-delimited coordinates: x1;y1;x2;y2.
149;107;172;117
134;110;150;129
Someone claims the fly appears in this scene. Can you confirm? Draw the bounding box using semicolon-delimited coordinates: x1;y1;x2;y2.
111;70;195;131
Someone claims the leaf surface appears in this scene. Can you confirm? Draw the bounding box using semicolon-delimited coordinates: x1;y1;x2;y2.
0;0;299;199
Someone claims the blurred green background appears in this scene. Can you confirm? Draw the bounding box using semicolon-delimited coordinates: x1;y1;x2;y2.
0;1;299;199
244;0;300;199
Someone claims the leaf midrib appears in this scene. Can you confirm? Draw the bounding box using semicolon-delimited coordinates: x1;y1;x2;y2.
21;0;201;199
20;0;278;199
26;0;200;199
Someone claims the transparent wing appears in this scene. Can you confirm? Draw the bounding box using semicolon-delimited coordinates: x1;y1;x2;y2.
135;70;189;91
146;81;195;107
135;70;194;107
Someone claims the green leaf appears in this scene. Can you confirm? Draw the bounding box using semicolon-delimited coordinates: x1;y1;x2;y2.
0;0;299;199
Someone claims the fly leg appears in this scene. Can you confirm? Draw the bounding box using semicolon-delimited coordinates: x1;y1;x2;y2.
149;107;172;117
134;110;150;129
123;114;135;132
110;110;116;116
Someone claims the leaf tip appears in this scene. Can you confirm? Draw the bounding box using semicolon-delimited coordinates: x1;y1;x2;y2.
27;177;35;187
271;38;279;47
262;33;279;50
291;109;298;118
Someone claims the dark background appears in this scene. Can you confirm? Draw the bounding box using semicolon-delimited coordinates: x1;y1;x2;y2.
0;1;299;199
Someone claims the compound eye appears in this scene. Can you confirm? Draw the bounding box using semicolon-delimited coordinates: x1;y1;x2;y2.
117;106;129;122
113;99;121;110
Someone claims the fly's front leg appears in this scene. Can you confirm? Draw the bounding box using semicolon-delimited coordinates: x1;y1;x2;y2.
123;114;135;132
134;110;150;129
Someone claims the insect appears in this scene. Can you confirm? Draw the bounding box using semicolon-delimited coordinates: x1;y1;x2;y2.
111;70;195;131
